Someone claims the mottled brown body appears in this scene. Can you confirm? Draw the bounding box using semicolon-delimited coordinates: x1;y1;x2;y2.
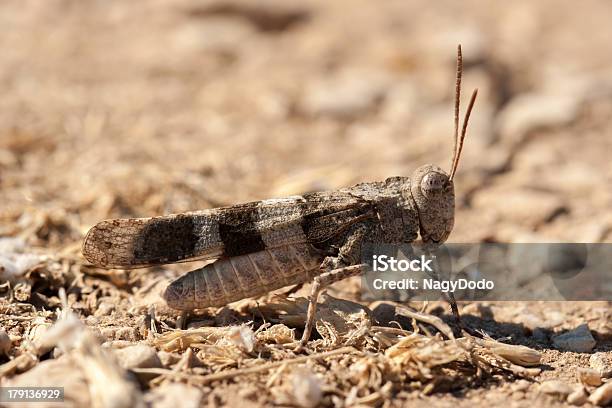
82;45;477;346
84;176;426;310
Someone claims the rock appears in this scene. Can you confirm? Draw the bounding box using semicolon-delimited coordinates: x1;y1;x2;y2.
590;352;612;378
578;367;602;386
114;344;162;370
539;380;574;396
0;236;26;253
532;328;549;344
145;383;202;408
292;368;323;408
539;380;573;396
227;326;256;352
588;382;612;407
0;328;11;356
511;379;531;392
567;386;588;406
27;318;53;356
552;324;596;353
157;351;181;368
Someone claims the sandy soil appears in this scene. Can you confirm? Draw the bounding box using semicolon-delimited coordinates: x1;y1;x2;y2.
1;1;611;407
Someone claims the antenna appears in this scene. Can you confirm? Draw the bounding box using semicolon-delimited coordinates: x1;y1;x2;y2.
449;45;478;181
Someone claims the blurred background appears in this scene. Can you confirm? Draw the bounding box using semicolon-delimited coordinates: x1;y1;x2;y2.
2;0;612;247
1;3;612;405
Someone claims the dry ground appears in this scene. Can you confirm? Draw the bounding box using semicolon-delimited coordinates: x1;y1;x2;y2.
1;1;612;407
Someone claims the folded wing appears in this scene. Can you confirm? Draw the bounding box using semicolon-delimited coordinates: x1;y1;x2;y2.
82;192;373;269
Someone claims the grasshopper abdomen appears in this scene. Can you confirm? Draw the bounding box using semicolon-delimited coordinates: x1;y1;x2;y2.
163;243;323;310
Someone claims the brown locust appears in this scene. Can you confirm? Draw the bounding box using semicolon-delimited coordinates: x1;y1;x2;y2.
83;45;478;347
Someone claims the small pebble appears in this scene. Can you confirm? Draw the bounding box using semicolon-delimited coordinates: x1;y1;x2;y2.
578;367;602;386
228;326;256;352
590;352;612;378
539;380;573;396
512;379;531;392
114;344;162;370
552;324;596;353
292;368;323;408
567;386;588;406
28;320;53;355
157;351;180;368
588;382;612;407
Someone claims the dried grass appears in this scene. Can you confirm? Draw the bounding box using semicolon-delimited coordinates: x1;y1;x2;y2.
0;239;547;405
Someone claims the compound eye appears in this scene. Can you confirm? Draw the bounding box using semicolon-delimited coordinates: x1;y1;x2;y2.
421;172;448;195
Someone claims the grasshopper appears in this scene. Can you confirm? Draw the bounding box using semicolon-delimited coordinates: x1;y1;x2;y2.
83;45;477;347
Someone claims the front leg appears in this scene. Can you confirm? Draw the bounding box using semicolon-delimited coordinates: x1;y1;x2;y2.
423;248;464;337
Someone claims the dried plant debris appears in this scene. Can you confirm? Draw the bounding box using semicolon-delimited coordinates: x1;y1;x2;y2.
2;292;143;408
141;296;543;398
257;294;372;348
0;236;604;408
1;253;602;408
2;1;612;406
1;286;548;406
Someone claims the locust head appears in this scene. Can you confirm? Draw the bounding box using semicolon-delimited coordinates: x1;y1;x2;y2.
411;164;454;243
410;45;477;245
